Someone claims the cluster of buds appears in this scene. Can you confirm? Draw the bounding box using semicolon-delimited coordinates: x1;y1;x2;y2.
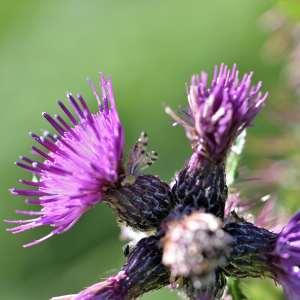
6;65;300;300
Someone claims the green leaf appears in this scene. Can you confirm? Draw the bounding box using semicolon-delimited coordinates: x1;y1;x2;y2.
227;278;248;300
226;130;247;187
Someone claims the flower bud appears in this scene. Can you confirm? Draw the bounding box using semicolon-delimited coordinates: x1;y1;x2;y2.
171;162;227;218
223;214;277;278
105;175;174;231
162;212;231;279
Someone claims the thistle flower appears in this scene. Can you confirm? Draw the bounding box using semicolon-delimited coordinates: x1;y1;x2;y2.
7;74;175;248
166;63;268;164
162;211;231;279
6;75;125;247
163;209;229;300
274;212;300;300
7;65;289;300
168;64;267;218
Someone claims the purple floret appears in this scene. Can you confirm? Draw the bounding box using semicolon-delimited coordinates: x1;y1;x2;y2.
6;74;124;247
167;64;268;163
275;212;300;300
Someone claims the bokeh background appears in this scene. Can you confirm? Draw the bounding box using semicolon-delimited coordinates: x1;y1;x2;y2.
1;0;300;299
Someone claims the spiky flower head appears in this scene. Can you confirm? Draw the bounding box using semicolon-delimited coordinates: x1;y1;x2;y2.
6;75;124;247
274;212;300;300
166;63;268;163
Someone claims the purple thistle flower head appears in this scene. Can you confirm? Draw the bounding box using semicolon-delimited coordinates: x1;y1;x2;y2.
275;211;300;300
6;74;125;247
166;64;268;163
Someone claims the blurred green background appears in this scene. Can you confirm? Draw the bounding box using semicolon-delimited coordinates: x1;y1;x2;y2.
1;0;299;299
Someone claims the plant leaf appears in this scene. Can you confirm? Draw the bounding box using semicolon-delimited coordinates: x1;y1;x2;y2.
227;278;248;300
226;130;247;187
